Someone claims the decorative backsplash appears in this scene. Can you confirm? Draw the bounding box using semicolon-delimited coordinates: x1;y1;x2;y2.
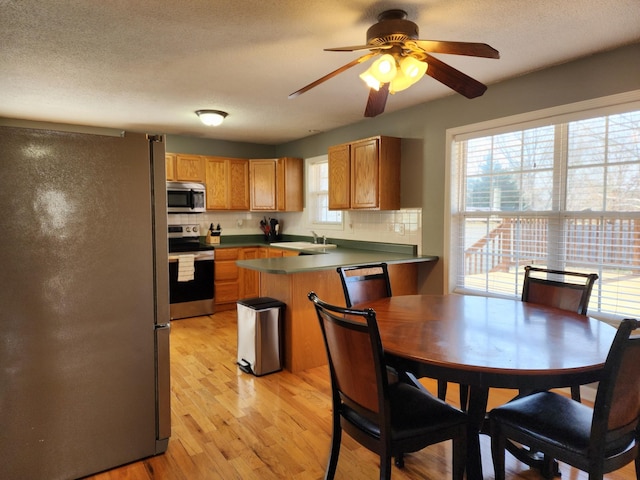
168;208;423;254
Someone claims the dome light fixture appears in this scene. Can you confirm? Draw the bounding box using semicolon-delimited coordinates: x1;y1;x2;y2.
196;109;228;127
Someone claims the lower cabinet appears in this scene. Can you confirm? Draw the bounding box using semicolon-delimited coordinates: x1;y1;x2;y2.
214;248;241;311
215;246;300;311
239;248;261;299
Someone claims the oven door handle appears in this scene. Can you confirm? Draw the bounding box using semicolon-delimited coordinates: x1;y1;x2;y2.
168;253;214;262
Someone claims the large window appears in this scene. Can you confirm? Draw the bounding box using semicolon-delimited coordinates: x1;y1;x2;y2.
450;96;640;320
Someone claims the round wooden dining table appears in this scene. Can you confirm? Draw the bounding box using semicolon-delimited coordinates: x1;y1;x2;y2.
354;294;617;480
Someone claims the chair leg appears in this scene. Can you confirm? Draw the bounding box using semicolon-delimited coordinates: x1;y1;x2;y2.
325;422;342;480
490;424;507;480
380;454;392;480
459;384;469;411
541;453;559;479
570;385;582;402
438;379;448;400
452;432;467;480
394;453;405;468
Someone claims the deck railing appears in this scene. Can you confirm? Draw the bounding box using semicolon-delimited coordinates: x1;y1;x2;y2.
464;217;640;275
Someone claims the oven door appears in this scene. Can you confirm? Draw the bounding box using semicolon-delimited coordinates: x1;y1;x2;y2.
168;253;214;319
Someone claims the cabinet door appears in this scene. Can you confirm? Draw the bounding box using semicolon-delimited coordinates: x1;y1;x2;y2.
228;159;250;210
250;159;277;211
328;144;351;210
165;153;176;181
175;154;204;182
205;157;228;210
351;138;380;209
276;157;303;212
214;248;240;307
239;248;259;298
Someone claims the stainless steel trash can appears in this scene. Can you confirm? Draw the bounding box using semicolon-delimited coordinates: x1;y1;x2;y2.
236;297;285;376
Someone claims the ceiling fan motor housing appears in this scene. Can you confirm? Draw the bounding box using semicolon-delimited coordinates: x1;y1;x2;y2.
366;9;419;46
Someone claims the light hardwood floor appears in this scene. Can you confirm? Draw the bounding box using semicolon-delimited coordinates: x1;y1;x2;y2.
87;310;636;479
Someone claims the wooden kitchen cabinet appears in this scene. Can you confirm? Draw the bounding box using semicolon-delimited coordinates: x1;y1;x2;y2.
217;246;284;310
249;157;303;212
165;153;176;181
174;154;205;182
328;136;401;210
214;248;240;311
204;156;249;210
328;143;350;210
238;248;260;298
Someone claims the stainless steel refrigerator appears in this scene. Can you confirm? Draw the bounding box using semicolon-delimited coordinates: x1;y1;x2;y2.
0;123;170;479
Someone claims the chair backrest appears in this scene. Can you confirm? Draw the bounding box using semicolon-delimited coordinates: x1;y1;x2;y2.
337;263;392;308
521;266;598;315
590;318;640;455
308;292;387;418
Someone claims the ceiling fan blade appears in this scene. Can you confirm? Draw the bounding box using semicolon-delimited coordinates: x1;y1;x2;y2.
324;44;392;52
415;40;499;58
424;53;487;99
289;52;377;99
364;83;389;117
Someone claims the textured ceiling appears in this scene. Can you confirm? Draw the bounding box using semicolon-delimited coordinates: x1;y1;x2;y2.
1;0;639;145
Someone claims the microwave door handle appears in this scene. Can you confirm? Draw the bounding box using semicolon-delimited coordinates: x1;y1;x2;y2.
188;189;195;210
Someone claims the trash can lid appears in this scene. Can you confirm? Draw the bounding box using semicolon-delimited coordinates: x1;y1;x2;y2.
237;297;286;309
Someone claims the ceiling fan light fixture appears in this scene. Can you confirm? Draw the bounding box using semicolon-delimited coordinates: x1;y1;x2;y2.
359;69;382;90
196;109;228;127
370;54;397;83
401;56;428;79
390;56;428;93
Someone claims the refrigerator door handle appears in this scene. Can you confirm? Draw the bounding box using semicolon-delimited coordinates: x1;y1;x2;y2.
155;322;171;451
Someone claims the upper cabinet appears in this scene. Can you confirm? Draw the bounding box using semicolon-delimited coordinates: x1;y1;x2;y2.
174;154;205;182
204;156;249;211
249;157;303;212
328;136;401;210
165;153;176;181
327;143;350;210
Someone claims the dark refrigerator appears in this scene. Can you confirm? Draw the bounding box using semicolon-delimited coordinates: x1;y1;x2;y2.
0;124;170;479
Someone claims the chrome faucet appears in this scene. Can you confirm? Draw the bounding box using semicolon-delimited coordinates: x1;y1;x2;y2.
311;231;319;244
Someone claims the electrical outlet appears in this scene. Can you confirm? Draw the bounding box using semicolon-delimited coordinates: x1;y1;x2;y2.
395;224;405;235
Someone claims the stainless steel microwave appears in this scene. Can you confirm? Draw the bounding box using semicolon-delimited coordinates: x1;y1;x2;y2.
167;181;206;213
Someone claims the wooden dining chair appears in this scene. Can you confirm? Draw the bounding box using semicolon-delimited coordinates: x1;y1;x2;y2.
522;266;598;316
522;265;599;402
489;318;640;480
337;263;451;401
336;263;392;308
308;292;468;480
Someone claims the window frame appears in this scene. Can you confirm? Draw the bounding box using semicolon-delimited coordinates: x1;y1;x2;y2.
306;154;343;230
446;90;640;322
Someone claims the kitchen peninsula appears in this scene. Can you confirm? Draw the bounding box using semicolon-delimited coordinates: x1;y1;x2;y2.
235;242;437;372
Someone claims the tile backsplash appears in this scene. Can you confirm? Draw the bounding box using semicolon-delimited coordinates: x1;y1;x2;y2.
168;208;422;254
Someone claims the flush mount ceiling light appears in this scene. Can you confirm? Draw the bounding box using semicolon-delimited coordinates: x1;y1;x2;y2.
196;109;228;127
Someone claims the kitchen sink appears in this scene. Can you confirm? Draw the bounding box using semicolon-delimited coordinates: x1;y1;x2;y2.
270;241;337;250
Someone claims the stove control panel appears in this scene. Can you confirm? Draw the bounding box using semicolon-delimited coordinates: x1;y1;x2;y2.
168;224;199;238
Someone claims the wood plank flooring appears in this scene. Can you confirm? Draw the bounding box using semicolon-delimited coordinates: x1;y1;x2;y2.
86;310;636;479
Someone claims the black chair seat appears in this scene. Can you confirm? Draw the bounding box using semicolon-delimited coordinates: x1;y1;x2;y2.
490;392;594;455
342;382;467;444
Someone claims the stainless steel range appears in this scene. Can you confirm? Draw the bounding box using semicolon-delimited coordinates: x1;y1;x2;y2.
168;223;215;319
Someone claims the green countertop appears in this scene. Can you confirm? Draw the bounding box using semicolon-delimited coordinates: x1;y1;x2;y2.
236;248;437;274
224;235;438;274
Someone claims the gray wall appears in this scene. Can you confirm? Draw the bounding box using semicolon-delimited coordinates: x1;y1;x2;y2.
167;43;640;292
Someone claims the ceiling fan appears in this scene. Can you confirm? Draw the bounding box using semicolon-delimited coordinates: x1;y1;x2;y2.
289;9;499;117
